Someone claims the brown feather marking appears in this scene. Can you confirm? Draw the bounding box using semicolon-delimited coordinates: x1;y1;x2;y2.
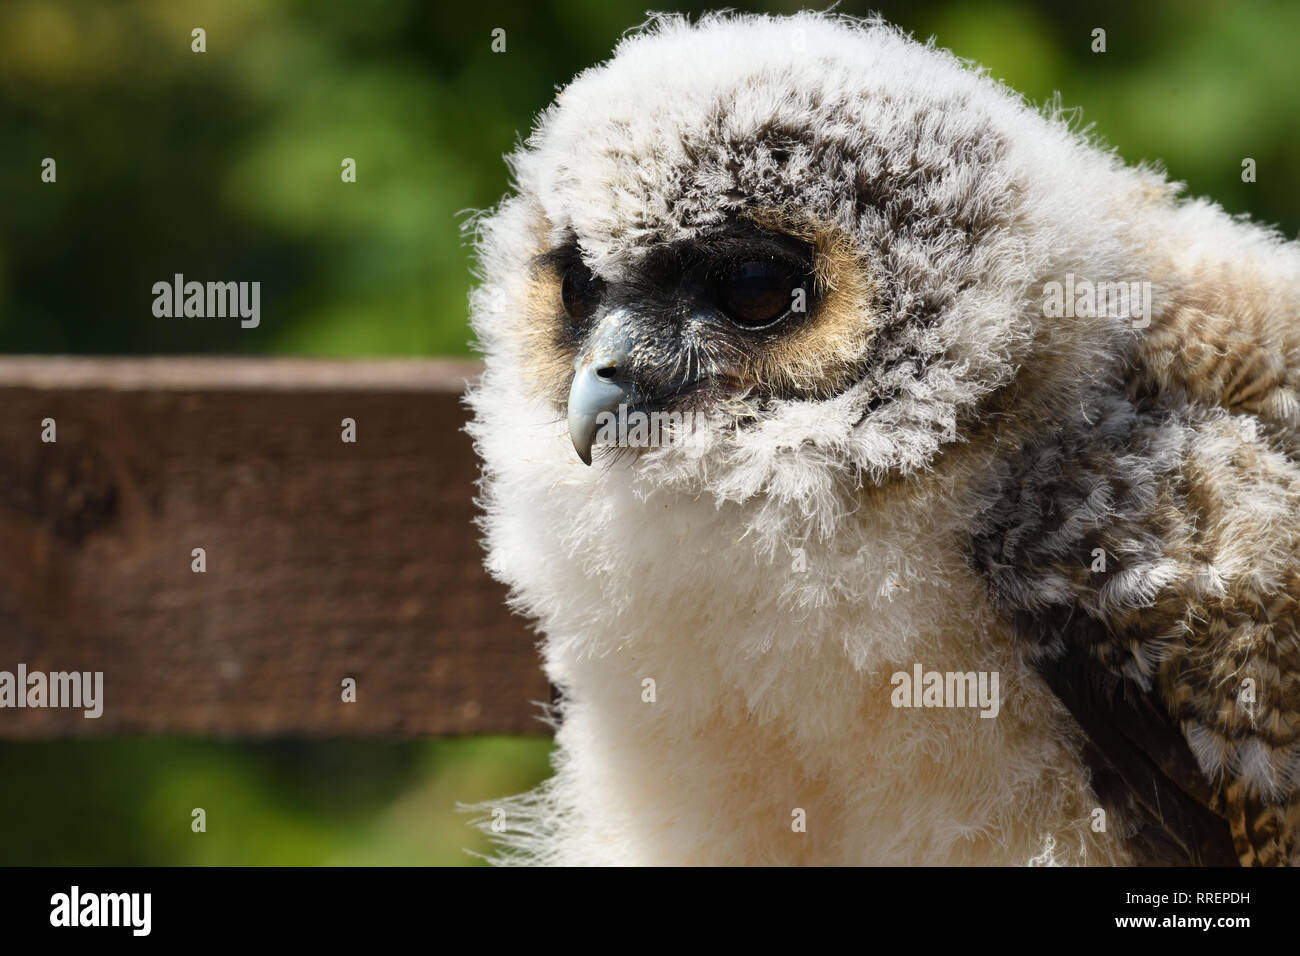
1133;260;1300;433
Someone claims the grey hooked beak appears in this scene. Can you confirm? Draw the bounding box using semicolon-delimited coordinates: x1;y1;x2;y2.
567;359;635;466
567;313;638;465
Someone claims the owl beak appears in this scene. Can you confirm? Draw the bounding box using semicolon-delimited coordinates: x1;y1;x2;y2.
567;320;638;465
566;358;637;463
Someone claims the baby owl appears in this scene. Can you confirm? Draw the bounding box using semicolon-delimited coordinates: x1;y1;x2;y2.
466;12;1300;865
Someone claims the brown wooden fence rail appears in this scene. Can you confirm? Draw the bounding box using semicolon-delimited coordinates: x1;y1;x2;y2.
0;358;548;737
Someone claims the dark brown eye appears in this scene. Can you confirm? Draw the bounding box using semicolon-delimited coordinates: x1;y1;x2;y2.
719;260;802;328
561;261;603;320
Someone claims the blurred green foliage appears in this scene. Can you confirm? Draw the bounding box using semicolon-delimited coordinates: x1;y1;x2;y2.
0;737;552;865
2;0;1297;356
1;0;1297;864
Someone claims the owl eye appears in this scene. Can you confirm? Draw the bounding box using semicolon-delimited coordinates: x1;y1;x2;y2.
561;261;603;320
718;260;803;329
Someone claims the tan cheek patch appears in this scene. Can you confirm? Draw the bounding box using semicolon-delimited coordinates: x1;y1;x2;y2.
513;215;578;407
522;266;576;407
742;215;876;400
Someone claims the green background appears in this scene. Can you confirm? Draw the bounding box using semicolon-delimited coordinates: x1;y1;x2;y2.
1;0;1296;863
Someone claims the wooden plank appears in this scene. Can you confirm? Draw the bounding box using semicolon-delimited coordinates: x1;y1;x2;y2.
0;358;550;737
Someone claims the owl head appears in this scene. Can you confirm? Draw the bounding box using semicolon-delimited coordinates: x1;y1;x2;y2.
469;12;1158;542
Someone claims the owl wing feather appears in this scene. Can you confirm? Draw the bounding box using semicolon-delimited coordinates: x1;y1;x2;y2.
1130;246;1300;441
1121;242;1300;866
975;234;1300;863
1031;615;1240;865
